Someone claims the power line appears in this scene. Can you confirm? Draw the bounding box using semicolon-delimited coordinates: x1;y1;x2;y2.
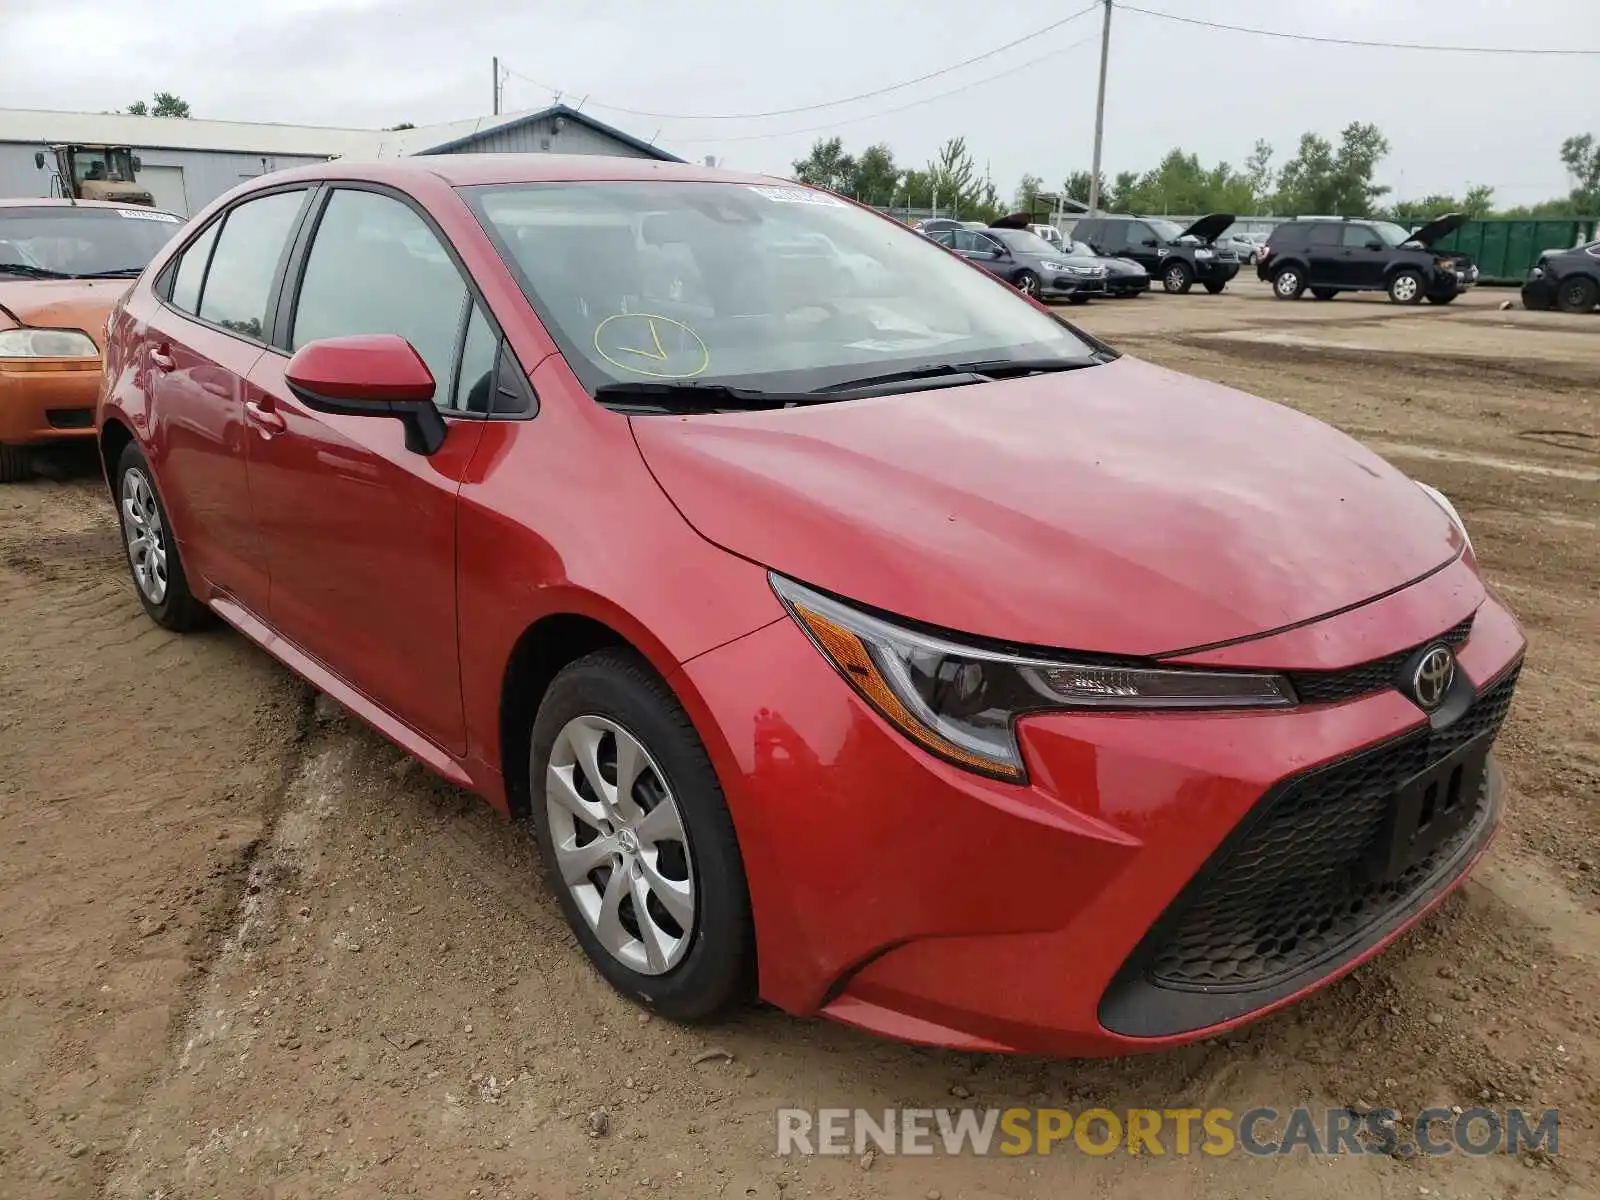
500;2;1099;121
1119;3;1600;55
667;33;1101;144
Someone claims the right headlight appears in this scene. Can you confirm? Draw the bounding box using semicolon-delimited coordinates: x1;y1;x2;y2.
771;575;1296;781
0;327;99;358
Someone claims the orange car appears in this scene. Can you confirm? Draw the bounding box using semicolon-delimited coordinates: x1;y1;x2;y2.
1;198;183;481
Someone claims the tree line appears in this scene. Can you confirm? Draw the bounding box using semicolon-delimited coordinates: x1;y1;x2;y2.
793;125;1600;224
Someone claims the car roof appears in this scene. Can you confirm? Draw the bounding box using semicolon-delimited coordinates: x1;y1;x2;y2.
259;153;782;190
0;196;181;216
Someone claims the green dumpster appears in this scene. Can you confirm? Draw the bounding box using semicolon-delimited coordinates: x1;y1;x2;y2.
1430;219;1598;284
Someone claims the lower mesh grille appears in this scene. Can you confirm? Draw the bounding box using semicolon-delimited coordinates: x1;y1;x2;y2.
1131;662;1518;994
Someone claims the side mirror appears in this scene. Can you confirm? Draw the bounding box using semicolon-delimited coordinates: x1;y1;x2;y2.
285;334;447;456
1141;237;1159;248
1366;241;1384;251
34;151;45;170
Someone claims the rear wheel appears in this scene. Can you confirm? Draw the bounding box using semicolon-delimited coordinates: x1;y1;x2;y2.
1272;267;1305;300
1014;271;1041;298
114;443;209;631
1162;261;1194;294
1311;287;1340;301
529;649;754;1023
0;444;29;484
1202;280;1226;295
1388;269;1424;305
1556;276;1599;314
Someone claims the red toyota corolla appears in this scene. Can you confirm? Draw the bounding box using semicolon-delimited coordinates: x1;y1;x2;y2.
97;157;1523;1056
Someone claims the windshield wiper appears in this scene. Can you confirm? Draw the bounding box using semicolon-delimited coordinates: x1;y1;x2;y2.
594;380;812;413
0;264;74;280
73;268;144;279
812;355;1100;394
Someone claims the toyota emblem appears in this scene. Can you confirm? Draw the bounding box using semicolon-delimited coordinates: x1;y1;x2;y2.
1411;645;1456;711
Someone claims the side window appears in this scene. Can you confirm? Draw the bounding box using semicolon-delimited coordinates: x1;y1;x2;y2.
1128;222;1156;247
1343;225;1377;248
291;188;468;408
454;303;499;415
1309;224;1341;248
973;234;1004;256
197;190;308;340
168;220;220;314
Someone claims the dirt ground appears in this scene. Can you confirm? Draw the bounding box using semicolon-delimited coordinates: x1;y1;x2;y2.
1;285;1596;1200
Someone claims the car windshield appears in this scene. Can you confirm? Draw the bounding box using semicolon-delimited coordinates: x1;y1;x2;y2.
1069;241;1098;257
1372;222;1416;247
1145;219;1187;242
465;181;1095;397
0;206;182;277
992;229;1060;257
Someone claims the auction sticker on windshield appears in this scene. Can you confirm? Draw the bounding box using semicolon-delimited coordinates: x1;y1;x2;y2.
117;209;181;222
748;186;847;207
594;313;710;379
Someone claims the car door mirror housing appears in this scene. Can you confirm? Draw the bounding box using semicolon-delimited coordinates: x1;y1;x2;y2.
1141;237;1159;248
1366;241;1384;251
285;334;448;456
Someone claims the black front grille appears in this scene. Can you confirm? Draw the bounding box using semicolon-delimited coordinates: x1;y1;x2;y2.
45;408;94;430
1289;613;1474;705
1100;661;1519;1037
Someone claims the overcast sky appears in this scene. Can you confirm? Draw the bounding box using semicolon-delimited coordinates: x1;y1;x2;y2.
6;0;1596;205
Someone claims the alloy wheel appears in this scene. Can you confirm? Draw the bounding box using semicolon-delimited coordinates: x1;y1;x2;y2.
1392;274;1420;303
1018;274;1040;297
1276;271;1300;297
546;714;695;975
121;468;168;605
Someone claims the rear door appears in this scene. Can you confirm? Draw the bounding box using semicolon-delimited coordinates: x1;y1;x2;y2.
139;186;313;616
243;185;494;753
1304;223;1343;286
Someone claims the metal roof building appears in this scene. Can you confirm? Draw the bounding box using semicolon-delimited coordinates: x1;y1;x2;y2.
0;104;682;216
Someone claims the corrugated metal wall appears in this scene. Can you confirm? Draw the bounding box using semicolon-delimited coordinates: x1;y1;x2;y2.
442;115;660;158
1432;219;1598;284
0;143;330;215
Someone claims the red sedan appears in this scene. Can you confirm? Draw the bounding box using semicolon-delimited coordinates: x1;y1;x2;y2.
97;157;1523;1056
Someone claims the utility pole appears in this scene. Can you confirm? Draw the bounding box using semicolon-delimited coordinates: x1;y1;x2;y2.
1087;0;1113;214
492;56;501;115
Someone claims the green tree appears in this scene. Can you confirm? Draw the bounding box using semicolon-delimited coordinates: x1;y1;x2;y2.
849;143;901;206
1273;123;1390;216
1015;172;1044;213
1462;184;1496;218
1244;139;1274;213
1561;133;1600;211
927;136;979;216
1387;193;1460;224
1064;169;1107;208
125;92;192;118
792;137;856;193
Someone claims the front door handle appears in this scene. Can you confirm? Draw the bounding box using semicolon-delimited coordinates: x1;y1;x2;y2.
245;399;287;434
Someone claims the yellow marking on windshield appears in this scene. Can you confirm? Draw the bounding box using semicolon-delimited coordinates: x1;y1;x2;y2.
595;313;710;379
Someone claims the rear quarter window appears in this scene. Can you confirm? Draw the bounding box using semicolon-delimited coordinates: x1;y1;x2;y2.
1269;224;1310;249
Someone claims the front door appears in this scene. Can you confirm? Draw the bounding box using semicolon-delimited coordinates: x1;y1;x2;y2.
138;187;312;616
1117;221;1163;275
243;186;494;754
1338;224;1388;287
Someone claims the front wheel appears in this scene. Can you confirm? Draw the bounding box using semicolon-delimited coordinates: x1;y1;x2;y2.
1388;269;1424;305
1556;276;1599;314
529;649;755;1023
1426;292;1458;305
1311;287;1340;301
1066;294;1091;305
1162;261;1194;294
1014;271;1041;298
1272;267;1305;300
114;443;209;631
0;444;29;484
1202;280;1226;295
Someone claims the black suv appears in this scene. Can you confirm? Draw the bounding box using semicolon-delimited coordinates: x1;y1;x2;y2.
1521;239;1599;314
1257;214;1477;305
1072;213;1239;294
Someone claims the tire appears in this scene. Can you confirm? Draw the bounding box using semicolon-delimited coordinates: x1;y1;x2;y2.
1066;294;1090;306
1162;260;1193;294
1014;270;1041;298
1556;275;1599;314
1388;269;1424;305
1426;292;1458;305
1311;288;1340;301
1202;280;1226;295
1521;285;1552;312
113;443;209;631
0;444;29;484
529;648;755;1023
1272;266;1305;300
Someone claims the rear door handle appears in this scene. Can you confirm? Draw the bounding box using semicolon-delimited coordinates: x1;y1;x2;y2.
245;399;287;434
149;347;175;371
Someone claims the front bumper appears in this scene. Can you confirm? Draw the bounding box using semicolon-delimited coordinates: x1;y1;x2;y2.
679;589;1525;1057
1106;274;1150;295
1041;274;1107;299
0;358;102;445
1194;256;1240;281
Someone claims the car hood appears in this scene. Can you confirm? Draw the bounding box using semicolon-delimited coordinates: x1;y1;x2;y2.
0;278;127;350
1175;213;1235;244
1105;257;1147;275
1404;212;1466;248
630;357;1464;656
